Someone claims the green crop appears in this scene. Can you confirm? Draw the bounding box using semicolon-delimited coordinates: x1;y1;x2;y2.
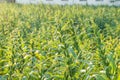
0;3;120;80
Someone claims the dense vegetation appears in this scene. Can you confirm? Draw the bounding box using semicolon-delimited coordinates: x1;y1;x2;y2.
0;3;120;80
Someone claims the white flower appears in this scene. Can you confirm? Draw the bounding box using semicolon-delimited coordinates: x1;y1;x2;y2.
80;69;86;73
35;50;40;53
89;62;93;65
100;70;106;74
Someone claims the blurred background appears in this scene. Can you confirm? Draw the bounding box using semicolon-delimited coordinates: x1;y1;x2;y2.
0;0;120;6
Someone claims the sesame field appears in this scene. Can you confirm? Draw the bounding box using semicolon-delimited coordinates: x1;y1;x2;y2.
0;3;120;80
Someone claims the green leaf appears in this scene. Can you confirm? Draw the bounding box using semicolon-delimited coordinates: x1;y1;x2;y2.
68;46;77;58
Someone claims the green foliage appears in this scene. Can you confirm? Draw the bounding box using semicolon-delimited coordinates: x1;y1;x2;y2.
0;3;120;80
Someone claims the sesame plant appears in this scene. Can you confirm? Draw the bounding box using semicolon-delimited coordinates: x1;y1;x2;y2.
0;3;120;80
